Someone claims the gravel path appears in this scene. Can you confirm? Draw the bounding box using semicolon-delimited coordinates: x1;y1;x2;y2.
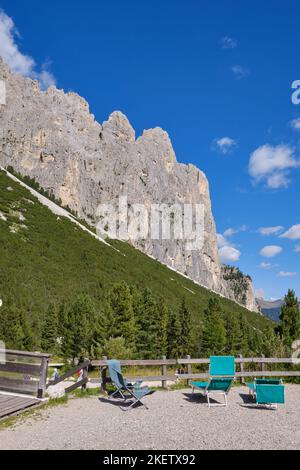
0;386;300;450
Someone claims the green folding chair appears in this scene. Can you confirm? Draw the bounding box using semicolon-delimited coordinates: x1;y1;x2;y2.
114;369;153;410
190;356;235;407
247;378;285;409
107;359;142;399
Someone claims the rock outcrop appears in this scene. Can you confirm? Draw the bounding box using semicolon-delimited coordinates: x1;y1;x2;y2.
0;57;258;311
222;266;259;313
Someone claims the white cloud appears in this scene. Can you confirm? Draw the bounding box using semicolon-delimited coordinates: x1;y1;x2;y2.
258;226;284;236
223;228;237;237
0;10;56;89
260;262;272;269
267;173;290;189
290;118;300;131
221;36;237;49
249;144;300;189
217;233;229;248
231;65;249;79
214;137;237;154
260;245;282;258
219;245;241;263
255;288;265;299
217;232;241;262
223;225;247;237
280;224;300;240
277;271;297;278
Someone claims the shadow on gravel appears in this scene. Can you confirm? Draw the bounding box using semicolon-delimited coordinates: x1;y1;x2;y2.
239;393;255;404
98;397;144;410
98;397;131;407
238;393;277;410
182;392;220;406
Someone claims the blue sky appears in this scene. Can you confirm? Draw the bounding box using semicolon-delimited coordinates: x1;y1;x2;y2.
0;0;299;300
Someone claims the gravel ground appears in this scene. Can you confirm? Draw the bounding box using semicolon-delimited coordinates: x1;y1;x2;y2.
0;385;300;450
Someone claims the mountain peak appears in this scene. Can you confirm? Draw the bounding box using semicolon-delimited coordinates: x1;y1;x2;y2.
102;111;135;142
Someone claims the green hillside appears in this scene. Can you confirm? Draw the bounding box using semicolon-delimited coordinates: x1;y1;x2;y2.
0;169;272;357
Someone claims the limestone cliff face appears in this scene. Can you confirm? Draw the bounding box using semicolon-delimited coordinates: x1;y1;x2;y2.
221;266;259;313
0;58;258;311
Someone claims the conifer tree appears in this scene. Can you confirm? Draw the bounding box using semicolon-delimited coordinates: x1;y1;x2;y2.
61;294;98;362
0;305;25;350
225;312;243;355
107;281;136;350
238;314;252;355
167;308;182;358
202;298;226;355
134;287;160;358
279;289;300;350
177;298;192;357
157;298;169;357
41;304;58;353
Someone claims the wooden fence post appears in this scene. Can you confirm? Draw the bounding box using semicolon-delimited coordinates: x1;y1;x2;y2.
238;354;245;385
261;354;265;376
186;355;192;385
38;356;49;398
100;355;108;394
161;355;167;389
81;359;88;391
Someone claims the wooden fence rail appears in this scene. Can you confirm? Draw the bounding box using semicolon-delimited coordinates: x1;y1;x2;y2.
47;360;90;393
92;356;177;392
177;357;300;364
0;349;51;398
2;350;299;399
92;356;300;392
176;356;300;381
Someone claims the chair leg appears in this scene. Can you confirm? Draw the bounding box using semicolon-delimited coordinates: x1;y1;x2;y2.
121;398;148;411
111;389;126;399
207;392;227;407
207;393;210;407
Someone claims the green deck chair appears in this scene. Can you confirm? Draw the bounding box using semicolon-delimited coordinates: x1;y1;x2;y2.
114;369;153;410
247;378;285;409
107;359;142;399
190;356;235;407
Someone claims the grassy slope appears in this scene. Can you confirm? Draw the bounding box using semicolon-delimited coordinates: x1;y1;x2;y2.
0;170;270;335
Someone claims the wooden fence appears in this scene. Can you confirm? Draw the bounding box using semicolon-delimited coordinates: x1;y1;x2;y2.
2;350;299;398
92;356;177;392
0;349;50;398
92;355;300;391
177;355;300;383
46;360;90;393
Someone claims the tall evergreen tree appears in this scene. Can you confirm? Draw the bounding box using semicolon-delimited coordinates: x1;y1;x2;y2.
225;312;243;355
177;298;192;357
61;294;98;362
202;298;226;355
157;298;169;357
0;305;25;350
41;304;58;353
279;289;300;350
134;287;160;358
167;308;182;358
107;281;136;350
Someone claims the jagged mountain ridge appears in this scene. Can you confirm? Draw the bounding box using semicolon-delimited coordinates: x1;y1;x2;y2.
0;57;258;311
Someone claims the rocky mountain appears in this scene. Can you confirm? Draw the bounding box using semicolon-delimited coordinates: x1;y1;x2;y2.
256;298;283;322
0;57;258;311
222;266;258;313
